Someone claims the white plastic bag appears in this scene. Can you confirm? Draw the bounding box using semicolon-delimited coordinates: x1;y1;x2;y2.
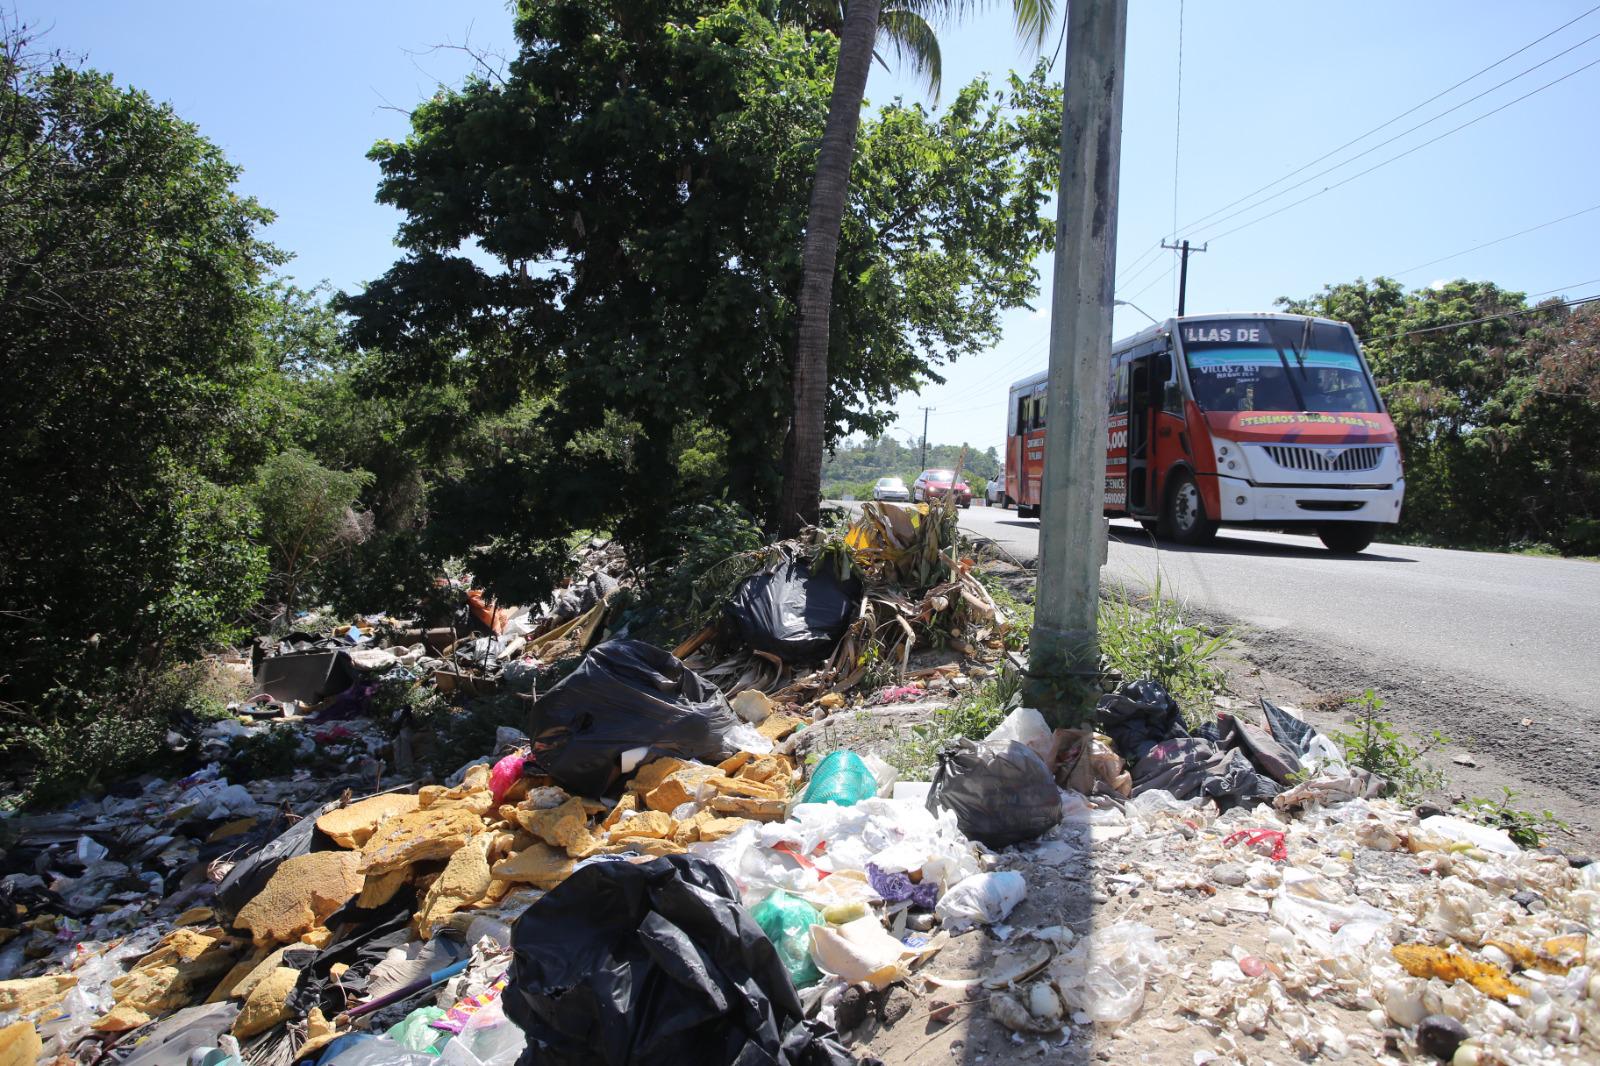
983;707;1055;763
935;871;1025;932
1051;921;1169;1026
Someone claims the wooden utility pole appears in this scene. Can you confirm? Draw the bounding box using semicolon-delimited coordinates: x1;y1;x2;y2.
1161;238;1207;316
1025;0;1129;724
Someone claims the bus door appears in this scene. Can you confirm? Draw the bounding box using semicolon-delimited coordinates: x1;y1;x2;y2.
1126;356;1156;514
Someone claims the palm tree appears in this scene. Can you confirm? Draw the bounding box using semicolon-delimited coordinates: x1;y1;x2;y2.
775;1;1056;535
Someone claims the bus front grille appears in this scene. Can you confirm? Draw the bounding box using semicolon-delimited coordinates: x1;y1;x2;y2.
1261;444;1384;473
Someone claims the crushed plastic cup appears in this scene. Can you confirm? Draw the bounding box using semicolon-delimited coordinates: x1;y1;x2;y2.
800;752;877;806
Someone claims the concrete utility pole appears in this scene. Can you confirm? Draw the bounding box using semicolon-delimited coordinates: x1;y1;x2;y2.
1161;238;1207;316
918;406;934;469
1025;0;1129;725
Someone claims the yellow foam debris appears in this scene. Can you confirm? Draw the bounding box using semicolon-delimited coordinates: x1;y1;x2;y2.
515;797;598;856
697;816;753;842
232;966;299;1038
608;810;675;840
644;765;728;812
206;817;258;843
0;973;76;1016
357;868;410;909
174;907;215;927
492;843;574;890
1391;944;1525;1001
818;693;845;710
757;713;805;743
205;945;278;1004
0;1019;41;1066
359;805;484;875
709;795;788;821
417;834;494;937
316;794;421;848
601;793;639;831
234;851;364;946
107;928;238;1019
89;1003;150;1033
629;757;691;795
299;927;334;949
598;837;687;857
295;1007;340;1061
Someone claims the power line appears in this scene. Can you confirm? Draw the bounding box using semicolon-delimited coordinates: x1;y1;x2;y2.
1170;0;1185;312
1380;292;1600;340
1202;51;1600;245
1388;202;1600;277
1190;32;1600;244
1170;3;1600;241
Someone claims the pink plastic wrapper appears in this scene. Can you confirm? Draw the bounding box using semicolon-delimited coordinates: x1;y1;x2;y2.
489;752;527;804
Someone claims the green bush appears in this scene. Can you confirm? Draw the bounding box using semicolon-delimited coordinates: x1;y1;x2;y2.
1;664;232;805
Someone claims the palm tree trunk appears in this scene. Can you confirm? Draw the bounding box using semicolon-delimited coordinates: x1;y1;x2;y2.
777;0;881;536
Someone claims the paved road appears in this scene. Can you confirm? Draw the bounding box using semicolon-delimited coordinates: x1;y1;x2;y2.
958;506;1598;713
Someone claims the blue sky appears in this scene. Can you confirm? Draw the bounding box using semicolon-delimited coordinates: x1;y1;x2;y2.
25;1;1600;456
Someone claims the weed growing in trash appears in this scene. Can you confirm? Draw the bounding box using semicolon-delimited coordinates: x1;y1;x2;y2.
1097;577;1230;723
1331;689;1448;802
886;667;1023;779
977;572;1033;651
223;724;305;779
1465;786;1568;848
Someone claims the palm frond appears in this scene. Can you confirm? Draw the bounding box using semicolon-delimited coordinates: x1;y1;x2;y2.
886;0;1057;50
877;8;942;97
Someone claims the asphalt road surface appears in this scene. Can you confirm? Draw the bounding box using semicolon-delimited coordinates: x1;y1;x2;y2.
947;504;1600;833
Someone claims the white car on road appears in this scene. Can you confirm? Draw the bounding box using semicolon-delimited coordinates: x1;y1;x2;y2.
872;477;910;502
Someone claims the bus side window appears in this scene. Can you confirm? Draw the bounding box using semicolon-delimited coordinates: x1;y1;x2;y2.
1033;390;1047;429
1015;395;1028;434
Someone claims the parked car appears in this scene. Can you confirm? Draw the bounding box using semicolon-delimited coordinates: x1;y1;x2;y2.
912;468;972;508
985;477;1008;507
872;476;910;502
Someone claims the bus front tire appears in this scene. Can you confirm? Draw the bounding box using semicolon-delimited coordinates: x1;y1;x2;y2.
1160;472;1218;546
1319;523;1375;553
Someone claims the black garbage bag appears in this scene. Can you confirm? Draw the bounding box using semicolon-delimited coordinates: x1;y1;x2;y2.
1095;679;1191;763
1261;698;1322;757
1216;713;1302;785
926;738;1062;849
726;556;861;663
505;855;859;1066
1131;738;1281;812
528;639;740;796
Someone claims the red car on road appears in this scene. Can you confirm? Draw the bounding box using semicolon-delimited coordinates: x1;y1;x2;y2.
912;468;972;508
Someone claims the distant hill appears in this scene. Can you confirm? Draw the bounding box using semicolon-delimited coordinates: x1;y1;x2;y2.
822;436;1000;499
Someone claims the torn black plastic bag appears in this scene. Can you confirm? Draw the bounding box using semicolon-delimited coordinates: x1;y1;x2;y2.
1131;738;1281;812
726;555;861;662
925;739;1062;849
505;855;859;1066
1216;713;1302;785
527;639;739;796
1095;679;1191;763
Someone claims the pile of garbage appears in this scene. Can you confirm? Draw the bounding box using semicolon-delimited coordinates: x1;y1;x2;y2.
1;505;1592;1065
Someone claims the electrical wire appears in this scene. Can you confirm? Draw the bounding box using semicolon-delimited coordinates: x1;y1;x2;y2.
1171;0;1185;311
1190;33;1600;244
1168;3;1600;241
1388;202;1600;277
1379;292;1600;340
1201;51;1600;245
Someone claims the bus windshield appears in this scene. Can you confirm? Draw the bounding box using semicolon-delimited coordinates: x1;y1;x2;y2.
1181;319;1379;414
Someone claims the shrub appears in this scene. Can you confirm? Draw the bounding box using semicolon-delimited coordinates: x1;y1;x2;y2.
1331;689;1447;802
1098;581;1230;724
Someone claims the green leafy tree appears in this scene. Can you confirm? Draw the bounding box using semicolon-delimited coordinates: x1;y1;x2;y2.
0;23;277;704
251;448;374;613
1279;279;1600;553
775;0;1055;534
343;0;1060;597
